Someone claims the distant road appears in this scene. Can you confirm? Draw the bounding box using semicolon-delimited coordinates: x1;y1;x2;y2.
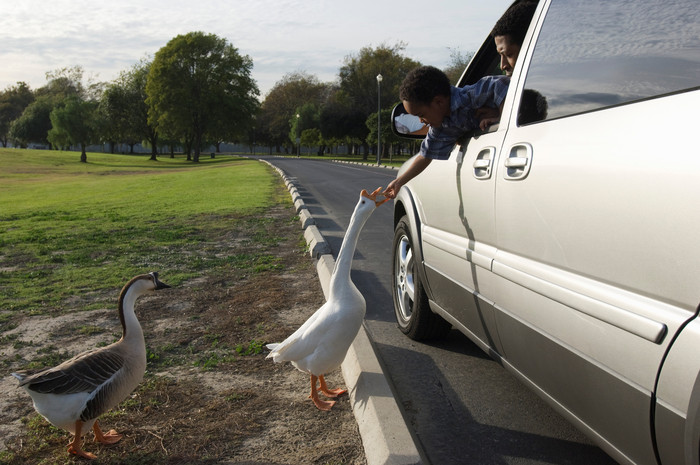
258;156;617;465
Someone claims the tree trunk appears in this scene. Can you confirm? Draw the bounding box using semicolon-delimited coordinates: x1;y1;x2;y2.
149;132;158;161
193;132;201;162
80;143;87;163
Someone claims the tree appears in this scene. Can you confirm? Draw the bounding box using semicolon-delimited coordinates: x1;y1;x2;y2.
9;96;54;147
103;60;159;159
147;31;259;162
288;103;327;156
0;82;34;147
338;43;420;157
365;108;402;160
444;48;475;85
9;66;93;148
48;96;99;162
42;66;90;99
319;87;367;154
258;72;330;153
289;103;319;145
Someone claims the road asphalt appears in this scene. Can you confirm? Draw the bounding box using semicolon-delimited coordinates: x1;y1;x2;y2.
262;158;423;465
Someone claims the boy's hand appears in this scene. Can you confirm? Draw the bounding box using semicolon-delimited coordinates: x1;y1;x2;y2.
479;117;500;131
383;180;402;200
476;106;501;131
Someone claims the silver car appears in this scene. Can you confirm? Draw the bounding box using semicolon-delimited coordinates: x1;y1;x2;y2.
391;1;700;464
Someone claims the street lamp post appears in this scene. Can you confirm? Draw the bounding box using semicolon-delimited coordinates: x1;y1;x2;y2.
376;73;383;165
296;113;300;158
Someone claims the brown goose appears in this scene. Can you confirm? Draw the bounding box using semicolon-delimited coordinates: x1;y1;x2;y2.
12;272;170;459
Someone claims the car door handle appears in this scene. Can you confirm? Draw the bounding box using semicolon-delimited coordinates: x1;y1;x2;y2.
473;147;495;180
503;143;533;180
504;157;528;168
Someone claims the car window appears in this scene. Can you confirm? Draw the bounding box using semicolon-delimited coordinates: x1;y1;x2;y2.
519;0;700;124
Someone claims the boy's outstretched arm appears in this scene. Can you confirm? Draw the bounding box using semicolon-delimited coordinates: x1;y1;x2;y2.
383;155;432;199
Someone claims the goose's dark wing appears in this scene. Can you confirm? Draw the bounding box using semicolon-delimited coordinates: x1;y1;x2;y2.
17;348;125;395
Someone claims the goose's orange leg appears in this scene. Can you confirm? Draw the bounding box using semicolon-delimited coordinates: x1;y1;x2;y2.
67;420;97;460
93;420;122;444
319;374;347;398
310;374;336;411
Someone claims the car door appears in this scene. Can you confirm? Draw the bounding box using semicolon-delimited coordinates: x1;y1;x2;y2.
491;1;700;464
415;128;506;353
411;20;513;354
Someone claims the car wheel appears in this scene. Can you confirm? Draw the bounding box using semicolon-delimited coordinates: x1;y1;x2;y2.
392;216;451;340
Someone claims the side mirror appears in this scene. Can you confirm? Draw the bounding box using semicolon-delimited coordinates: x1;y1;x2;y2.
391;103;428;139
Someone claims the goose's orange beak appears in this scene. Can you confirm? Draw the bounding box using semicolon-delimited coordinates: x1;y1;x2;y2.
361;187;390;207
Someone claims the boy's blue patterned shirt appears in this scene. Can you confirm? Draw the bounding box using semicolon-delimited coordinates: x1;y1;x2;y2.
420;75;510;160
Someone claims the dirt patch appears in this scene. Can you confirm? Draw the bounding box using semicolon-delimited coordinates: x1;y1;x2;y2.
1;205;367;465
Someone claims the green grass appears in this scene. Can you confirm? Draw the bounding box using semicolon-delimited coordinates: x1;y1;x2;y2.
0;148;280;318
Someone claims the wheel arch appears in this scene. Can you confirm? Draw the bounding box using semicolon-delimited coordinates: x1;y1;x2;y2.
653;304;700;465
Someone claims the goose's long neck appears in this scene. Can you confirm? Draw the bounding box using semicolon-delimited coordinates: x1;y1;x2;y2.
118;287;145;343
329;207;371;297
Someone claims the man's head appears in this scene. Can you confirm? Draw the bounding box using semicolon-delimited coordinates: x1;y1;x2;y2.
491;1;538;76
399;66;451;128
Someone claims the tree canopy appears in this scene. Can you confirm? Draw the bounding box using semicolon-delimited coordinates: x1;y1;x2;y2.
146;31;259;162
258;72;330;152
1;35;476;158
0;82;34;147
48;96;100;162
444;48;475;85
339;43;421;116
103;60;159;159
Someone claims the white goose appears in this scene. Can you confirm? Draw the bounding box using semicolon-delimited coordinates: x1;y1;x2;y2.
12;272;170;459
267;187;388;410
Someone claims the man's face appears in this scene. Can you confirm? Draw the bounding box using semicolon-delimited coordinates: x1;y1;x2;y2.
495;34;521;76
403;95;449;128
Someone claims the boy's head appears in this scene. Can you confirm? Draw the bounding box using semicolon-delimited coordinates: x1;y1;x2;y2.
491;1;538;76
400;66;451;128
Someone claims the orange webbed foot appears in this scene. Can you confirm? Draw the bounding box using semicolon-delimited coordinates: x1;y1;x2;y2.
68;444;98;460
310;374;337;410
319;374;347;398
68;420;97;459
93;421;123;444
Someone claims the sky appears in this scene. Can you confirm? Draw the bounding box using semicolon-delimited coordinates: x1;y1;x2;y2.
0;0;513;99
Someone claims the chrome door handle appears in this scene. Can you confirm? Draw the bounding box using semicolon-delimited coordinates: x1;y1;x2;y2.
504;157;528;168
503;144;533;180
473;147;495;180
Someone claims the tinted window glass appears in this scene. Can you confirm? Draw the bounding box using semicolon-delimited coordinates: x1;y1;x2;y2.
520;0;700;123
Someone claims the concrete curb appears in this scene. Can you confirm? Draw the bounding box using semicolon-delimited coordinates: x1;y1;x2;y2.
261;159;422;465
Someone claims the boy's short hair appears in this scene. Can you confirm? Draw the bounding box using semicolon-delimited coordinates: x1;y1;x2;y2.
400;66;451;105
490;0;539;47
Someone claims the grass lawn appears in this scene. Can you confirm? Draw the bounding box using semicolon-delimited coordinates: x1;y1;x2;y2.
0;149;367;465
0;148;287;320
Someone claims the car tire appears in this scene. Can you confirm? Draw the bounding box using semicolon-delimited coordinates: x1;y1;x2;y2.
392;216;451;340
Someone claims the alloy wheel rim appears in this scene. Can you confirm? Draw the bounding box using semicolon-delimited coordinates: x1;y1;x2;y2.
395;235;415;323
